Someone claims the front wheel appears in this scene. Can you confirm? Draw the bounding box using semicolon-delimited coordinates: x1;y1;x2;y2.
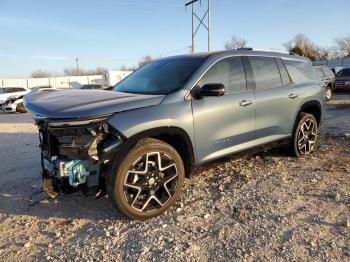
111;138;185;220
290;113;318;157
325;87;332;101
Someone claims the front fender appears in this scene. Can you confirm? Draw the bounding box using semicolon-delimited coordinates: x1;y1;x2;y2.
107;100;196;156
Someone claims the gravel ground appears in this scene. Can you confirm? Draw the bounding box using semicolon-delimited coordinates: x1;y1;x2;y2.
0;95;349;261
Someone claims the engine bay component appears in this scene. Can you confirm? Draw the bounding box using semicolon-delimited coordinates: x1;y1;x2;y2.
59;160;89;187
36;117;124;196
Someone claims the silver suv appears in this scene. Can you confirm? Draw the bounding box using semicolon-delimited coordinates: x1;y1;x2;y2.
24;50;325;220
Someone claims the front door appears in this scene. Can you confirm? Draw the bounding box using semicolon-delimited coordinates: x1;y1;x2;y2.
191;56;255;163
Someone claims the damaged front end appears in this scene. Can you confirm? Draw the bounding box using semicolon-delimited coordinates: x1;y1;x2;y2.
36;115;125;198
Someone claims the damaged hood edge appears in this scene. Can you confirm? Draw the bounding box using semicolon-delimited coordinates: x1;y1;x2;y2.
24;89;165;119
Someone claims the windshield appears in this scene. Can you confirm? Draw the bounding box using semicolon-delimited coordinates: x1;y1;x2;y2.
114;57;205;95
336;68;350;77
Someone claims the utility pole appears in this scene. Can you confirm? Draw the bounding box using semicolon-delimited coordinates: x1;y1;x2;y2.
192;2;195;54
185;0;211;53
208;0;211;52
75;58;79;76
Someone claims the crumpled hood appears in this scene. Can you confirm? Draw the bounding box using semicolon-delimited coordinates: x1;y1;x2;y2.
24;89;165;119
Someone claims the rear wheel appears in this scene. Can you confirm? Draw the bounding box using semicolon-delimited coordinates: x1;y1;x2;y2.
325;87;332;101
290;113;318;157
111;138;185;220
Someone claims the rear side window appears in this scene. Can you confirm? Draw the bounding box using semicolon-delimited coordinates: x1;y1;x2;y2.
198;56;247;93
0;88;4;94
283;60;318;83
249;56;282;89
323;67;334;78
276;58;292;86
314;67;325;79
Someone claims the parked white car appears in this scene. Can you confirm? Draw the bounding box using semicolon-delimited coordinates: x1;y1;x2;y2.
0;87;30;104
0;87;30;113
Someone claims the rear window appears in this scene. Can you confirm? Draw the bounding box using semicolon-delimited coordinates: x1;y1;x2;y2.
249;56;282;89
283;60;318;83
336;68;350;77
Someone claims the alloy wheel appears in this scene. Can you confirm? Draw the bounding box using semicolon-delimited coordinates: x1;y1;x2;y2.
297;118;317;155
123;152;179;212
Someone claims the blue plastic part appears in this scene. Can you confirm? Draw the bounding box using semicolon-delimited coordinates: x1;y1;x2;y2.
63;160;89;187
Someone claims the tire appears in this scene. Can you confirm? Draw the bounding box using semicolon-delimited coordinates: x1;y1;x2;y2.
16;102;27;113
290;113;318;157
111;138;185;220
325;87;332;101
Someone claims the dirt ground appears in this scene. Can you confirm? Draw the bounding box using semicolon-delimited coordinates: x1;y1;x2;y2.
0;95;349;262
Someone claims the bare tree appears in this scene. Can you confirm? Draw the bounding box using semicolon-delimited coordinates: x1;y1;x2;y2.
334;35;350;58
63;67;108;76
138;55;152;68
30;70;52;78
315;46;331;60
224;35;247;51
119;64;135;71
284;34;319;60
93;67;108;75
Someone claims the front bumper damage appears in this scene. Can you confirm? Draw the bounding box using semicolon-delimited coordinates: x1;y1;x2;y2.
35;115;125;197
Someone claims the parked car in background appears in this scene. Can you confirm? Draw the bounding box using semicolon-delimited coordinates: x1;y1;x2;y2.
79;84;109;90
31;86;59;93
334;68;350;92
31;85;53;91
0;95;27;113
0;87;30;104
24;50;325;220
314;65;335;100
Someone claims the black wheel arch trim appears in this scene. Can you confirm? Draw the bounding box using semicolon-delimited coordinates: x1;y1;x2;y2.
105;126;195;194
298;100;323;126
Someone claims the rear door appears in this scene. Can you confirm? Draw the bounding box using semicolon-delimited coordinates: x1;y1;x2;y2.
247;56;299;144
191;56;255;163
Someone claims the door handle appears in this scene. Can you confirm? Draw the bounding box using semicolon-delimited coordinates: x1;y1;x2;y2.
288;93;299;99
239;100;253;107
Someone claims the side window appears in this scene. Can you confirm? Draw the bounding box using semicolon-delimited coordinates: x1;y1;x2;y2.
283;60;318;83
198;57;247;93
0;88;4;94
276;58;293;86
249;56;282;90
5;88;14;93
323;67;334;78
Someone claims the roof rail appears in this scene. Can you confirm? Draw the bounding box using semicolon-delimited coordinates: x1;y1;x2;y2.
236;47;253;51
236;48;295;55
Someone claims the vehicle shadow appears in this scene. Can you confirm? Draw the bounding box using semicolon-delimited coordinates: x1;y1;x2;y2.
0;177;129;221
0;131;129;221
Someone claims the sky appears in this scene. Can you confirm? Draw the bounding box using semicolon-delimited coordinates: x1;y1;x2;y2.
0;0;349;78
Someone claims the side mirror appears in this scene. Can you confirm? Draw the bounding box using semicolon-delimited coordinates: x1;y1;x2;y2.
198;83;226;97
